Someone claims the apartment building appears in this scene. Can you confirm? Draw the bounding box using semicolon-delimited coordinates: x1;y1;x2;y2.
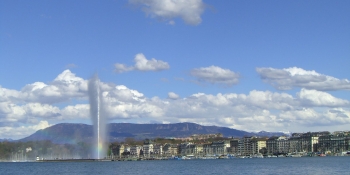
130;145;143;157
251;137;268;155
318;131;350;153
112;144;125;157
153;144;163;155
143;139;154;158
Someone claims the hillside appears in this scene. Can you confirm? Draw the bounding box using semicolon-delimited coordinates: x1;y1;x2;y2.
19;122;285;144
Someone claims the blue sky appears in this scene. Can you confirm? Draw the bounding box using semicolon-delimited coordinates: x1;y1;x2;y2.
1;0;349;139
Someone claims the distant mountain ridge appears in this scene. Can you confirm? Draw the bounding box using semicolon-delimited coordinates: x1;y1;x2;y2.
19;122;286;144
0;138;13;142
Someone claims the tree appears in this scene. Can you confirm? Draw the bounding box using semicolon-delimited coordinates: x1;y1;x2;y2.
259;147;267;155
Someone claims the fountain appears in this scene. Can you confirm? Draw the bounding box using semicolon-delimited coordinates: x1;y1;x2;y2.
88;74;107;159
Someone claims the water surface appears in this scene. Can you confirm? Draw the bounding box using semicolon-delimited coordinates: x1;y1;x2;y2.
1;157;349;175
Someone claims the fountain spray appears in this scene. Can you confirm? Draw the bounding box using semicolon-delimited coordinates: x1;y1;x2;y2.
88;74;107;159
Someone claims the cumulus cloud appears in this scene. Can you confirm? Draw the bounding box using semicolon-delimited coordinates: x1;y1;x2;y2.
159;90;350;132
114;53;169;73
106;85;145;103
0;120;51;139
256;67;350;91
129;0;206;25
0;86;20;102
0;102;61;125
1;69;350;139
134;53;170;71
279;107;350;127
61;104;89;119
190;66;240;86
168;92;179;100
297;88;349;107
23;103;61;119
0;70;88;105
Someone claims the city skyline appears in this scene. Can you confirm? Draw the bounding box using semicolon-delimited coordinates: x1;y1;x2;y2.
0;0;349;139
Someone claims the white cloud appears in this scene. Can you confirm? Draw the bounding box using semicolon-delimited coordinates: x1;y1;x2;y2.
129;0;206;25
23;103;61;118
114;53;169;73
134;53;170;71
114;63;134;73
168;92;179;99
297;88;349;107
0;120;51;140
190;66;240;86
103;86;164;119
0;86;20;102
60;104;89;120
1;70;88;104
0;102;26;123
1;69;350;139
107;85;145;103
0;102;61;125
244;90;295;111
279;107;350;127
256;67;350;91
164;90;348;131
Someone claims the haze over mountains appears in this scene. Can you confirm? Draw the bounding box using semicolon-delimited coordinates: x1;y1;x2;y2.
19;123;286;144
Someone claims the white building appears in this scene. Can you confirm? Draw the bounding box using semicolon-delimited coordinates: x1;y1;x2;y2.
143;139;154;158
130;145;142;157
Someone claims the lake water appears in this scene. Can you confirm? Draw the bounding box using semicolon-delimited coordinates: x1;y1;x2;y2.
1;157;349;175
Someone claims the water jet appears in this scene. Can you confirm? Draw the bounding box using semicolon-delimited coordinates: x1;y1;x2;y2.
88;74;107;159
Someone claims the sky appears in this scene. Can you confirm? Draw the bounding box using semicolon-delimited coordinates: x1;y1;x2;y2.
0;0;349;139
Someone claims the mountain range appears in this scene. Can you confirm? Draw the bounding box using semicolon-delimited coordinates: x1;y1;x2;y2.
19;122;286;144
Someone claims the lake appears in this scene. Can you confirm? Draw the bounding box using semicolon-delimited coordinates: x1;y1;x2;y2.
1;157;349;175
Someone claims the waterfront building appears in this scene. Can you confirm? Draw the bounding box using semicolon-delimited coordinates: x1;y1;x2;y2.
237;138;244;155
251;137;267;155
276;136;289;154
130;145;143;157
170;144;178;156
124;145;131;153
298;132;329;152
266;132;330;155
153;144;163;156
229;138;240;154
242;136;254;156
143;139;154;158
203;143;213;155
162;143;171;156
288;136;299;153
112;144;125;158
162;143;179;156
318;131;350;154
185;144;196;156
266;136;288;155
212;140;230;155
179;142;194;156
113;130;350;158
267;136;279;155
178;143;204;156
202;141;230;156
195;144;204;156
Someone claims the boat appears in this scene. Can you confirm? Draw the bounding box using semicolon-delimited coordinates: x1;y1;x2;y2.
291;154;302;157
255;155;264;158
169;156;181;160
